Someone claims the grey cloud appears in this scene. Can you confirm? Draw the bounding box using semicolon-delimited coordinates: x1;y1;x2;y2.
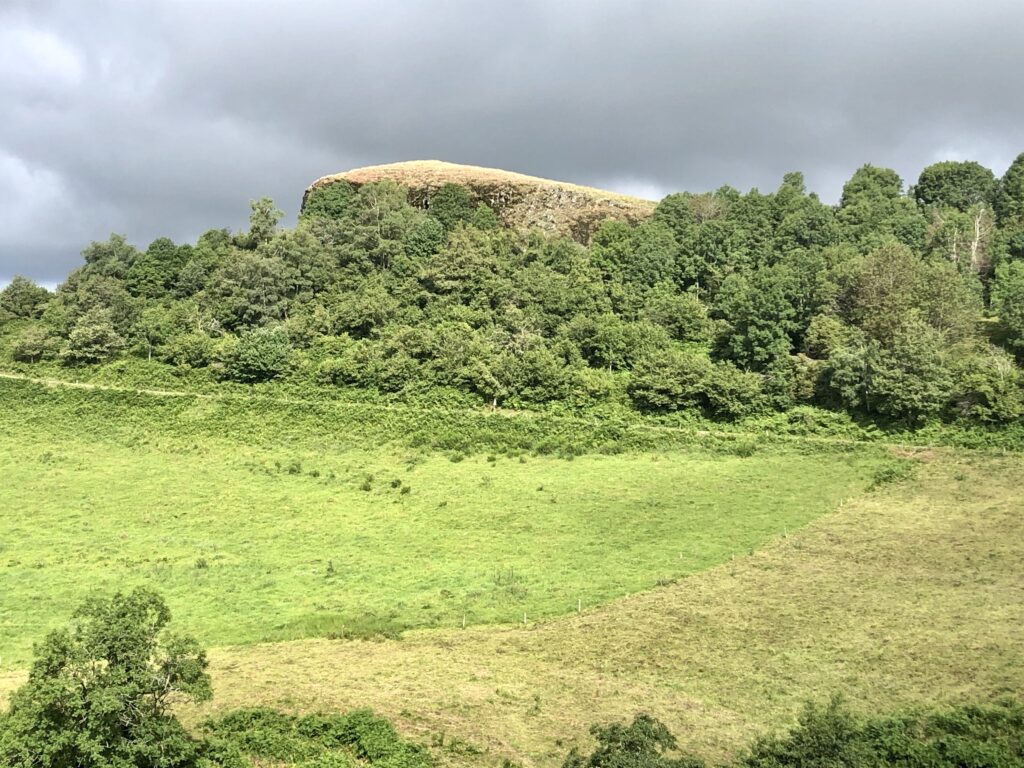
2;0;1023;284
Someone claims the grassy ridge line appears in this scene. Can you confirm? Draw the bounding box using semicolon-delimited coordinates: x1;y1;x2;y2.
0;370;951;454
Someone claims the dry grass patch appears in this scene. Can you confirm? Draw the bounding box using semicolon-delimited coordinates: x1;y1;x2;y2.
310;160;657;206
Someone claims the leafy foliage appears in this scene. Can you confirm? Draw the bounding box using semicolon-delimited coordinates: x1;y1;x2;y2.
0;589;211;768
566;700;1024;768
0;276;50;319
5;155;1024;429
741;697;1024;768
913;160;996;211
203;708;431;768
563;714;704;768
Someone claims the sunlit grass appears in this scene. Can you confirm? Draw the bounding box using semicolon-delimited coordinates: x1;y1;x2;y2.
187;452;1024;768
0;382;883;669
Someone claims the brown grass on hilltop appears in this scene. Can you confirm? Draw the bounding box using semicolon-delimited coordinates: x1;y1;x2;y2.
304;160;658;241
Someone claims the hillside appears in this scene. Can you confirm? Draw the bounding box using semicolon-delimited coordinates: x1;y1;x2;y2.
303;160;657;241
191;450;1023;766
1;415;1019;766
2;154;1024;766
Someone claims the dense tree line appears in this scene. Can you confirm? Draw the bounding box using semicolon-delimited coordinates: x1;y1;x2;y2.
4;154;1024;426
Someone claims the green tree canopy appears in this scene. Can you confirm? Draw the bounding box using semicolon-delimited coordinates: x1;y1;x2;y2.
836;165;926;250
60;306;126;365
428;183;475;231
992;260;1024;355
913;160;996;211
995;152;1024;228
247;197;284;246
302;180;357;220
0;589;211;768
0;276;50;319
226;325;292;383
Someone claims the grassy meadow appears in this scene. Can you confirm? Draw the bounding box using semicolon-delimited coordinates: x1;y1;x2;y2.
1;374;1020;768
189;450;1024;767
0;376;886;669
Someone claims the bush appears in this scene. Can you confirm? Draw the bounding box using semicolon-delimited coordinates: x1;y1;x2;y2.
163;331;216;369
628;346;713;412
203;707;432;768
563;713;706;768
10;325;56;363
302;180;357;220
706;362;767;419
226;326;292;383
742;697;1024;768
60;306;126;365
428;183;474;231
950;346;1024;423
566;700;1024;768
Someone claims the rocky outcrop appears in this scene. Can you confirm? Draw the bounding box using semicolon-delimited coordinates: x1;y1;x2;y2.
303;160;657;242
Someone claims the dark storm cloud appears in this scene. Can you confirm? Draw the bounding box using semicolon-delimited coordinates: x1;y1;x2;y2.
2;0;1023;284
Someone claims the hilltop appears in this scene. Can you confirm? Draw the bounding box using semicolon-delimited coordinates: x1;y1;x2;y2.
303;160;657;241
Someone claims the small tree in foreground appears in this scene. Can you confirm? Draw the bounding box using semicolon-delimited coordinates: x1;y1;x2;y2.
0;588;212;768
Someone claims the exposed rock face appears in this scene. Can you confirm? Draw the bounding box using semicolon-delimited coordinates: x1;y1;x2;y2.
303;160;657;242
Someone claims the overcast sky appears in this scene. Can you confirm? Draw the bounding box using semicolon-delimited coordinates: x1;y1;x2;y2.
2;0;1023;285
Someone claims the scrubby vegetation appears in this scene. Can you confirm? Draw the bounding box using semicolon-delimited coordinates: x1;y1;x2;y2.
566;701;1024;768
0;589;431;768
4;155;1024;430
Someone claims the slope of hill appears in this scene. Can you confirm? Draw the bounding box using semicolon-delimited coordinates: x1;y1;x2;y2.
303;160;657;241
189;451;1024;767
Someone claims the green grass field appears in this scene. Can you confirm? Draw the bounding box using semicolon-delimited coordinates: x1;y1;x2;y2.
2;375;1020;768
0;377;886;669
187;450;1024;768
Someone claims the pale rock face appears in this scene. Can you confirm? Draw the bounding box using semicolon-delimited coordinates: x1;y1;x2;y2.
303;160;657;242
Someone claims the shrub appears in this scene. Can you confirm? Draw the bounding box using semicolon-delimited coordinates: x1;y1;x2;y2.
567;700;1024;768
163;331;216;368
302;180;357;220
563;713;705;768
706;362;767;419
226;326;292;383
10;325;56;363
628;345;713;412
205;708;433;768
428;183;474;231
742;697;1024;768
203;707;315;762
60;306;126;365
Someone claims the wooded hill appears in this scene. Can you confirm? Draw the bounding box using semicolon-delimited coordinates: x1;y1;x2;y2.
3;156;1024;428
